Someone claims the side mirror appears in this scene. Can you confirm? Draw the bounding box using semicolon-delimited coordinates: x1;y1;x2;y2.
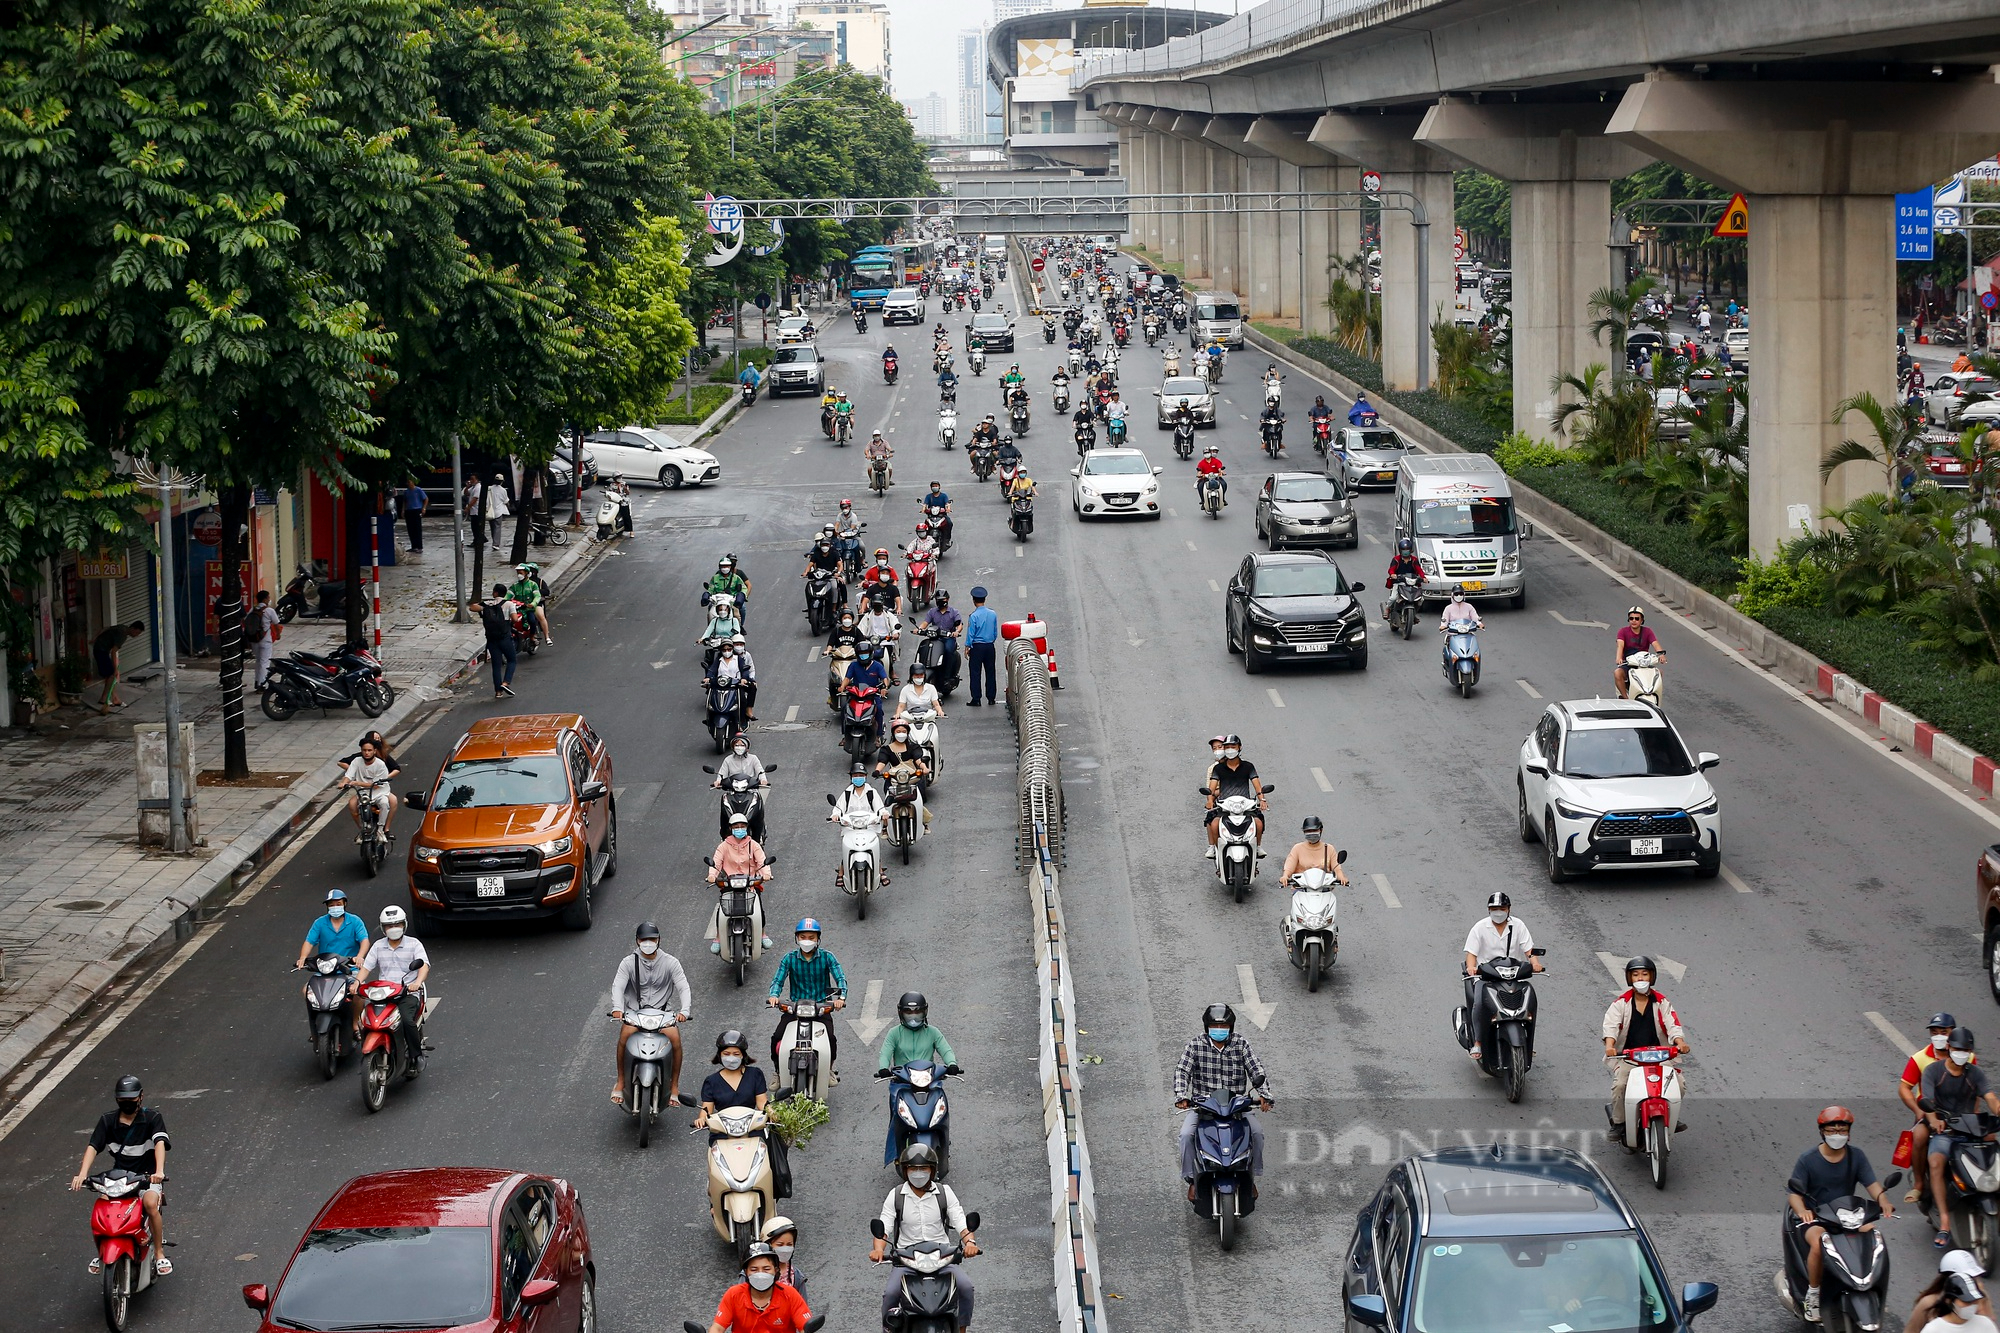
1529;947;1547;957
686;1322;710;1333
804;1318;827;1333
827;793;839;807
1262;785;1277;795
764;856;778;867
242;1284;271;1312
1071;467;1081;477
521;1279;560;1308
579;781;608;802
701;765;716;774
404;790;429;811
702;855;716;868
1520;523;1534;540
1347;1294;1389;1328
1696;752;1720;771
1681;1282;1719;1320
1884;1169;1906;1191
964;1210;981;1231
1196;787;1211;798
1337;849;1349;864
870;1219;888;1240
1524;762;1548;777
1154;467;1165;475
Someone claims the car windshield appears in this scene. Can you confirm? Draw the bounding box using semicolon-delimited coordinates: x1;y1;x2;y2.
1415;496;1516;538
434;758;571;809
1560;726;1694;779
1252;563;1349;597
1196;302;1240;320
270;1227;492;1331
888;289;916;300
973;316;1007;331
625;429;675;450
1084;454;1152;476
1411;1233;1668;1333
779;318;808;329
1273;476;1342;502
1162;378;1209;397
1349;430;1404;452
774;348;817;364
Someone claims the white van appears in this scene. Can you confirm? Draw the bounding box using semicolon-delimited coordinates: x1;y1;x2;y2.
1393;453;1530;608
1189;290;1243;349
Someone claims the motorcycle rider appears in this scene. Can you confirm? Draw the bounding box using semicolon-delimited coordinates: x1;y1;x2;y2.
1279;816;1349;886
510;562;553;646
996;431;1024;474
916;590;963;686
858;591;903;685
761;1217;809;1303
767;917;847;1073
71;1075;172;1278
703;639;755;727
1614;608;1664;700
1258;401;1286;454
834;498;863;569
1006;467;1037;504
877;993;958;1161
1194;444;1228;507
1203;734;1264;858
843;643;891;740
1901;1014;1970;1204
1348;393;1377;425
1788;1106;1895;1323
1308;395;1334;440
1438;586;1484;632
711;732;770;835
936;362;959;402
706;811;774;954
833;390;856;441
1601;956;1688;1139
1050;364;1071;400
1462;892;1542;1062
883;343;899;376
1000;361;1025;400
339;736;394;842
701;592;744;652
1381;536;1426;622
729;633;760;720
706;1244;811;1333
907;520;940;573
358;905;430;1073
1922;1028;2000;1251
1105;390;1129;439
865;430;895;486
1173;1003;1273;1200
895;661;945;724
802;532;846;610
704;555;752;627
829;762;892;889
875;719;934;819
969;413;1000;450
296;887;369;1028
871;1143;979;1331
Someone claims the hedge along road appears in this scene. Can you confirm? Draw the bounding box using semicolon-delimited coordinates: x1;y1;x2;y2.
0;312;1059;1332
1011;250;2000;1332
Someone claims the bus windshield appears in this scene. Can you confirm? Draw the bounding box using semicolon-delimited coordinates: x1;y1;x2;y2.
1415;496;1516;538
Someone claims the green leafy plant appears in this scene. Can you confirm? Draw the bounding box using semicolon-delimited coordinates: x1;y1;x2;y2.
1494;432;1573;474
1549;363;1659;467
1823;392;1925;500
53;652;86;697
1734;545;1830;619
766;1094;830;1149
9;661;45;711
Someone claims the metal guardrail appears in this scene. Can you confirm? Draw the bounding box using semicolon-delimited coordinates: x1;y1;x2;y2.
1007;637;1099;1333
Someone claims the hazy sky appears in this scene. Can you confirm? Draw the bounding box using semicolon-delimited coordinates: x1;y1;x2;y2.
881;0;989;110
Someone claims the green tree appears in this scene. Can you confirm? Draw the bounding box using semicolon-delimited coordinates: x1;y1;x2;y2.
1823;391;1925;501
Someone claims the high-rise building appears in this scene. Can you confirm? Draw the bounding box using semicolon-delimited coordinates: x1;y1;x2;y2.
790;2;892;86
992;0;1058;19
956;29;986;137
900;92;948;137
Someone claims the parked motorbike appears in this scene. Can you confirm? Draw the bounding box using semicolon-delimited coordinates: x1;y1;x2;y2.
1452;949;1547;1103
706;857;773;988
88;1169;162;1331
703;764;774;842
881;761;925;864
299;953;352;1080
1386;575;1423;640
880;1059;961;1175
1009;494;1035;542
610;1007;678;1147
261;647;392;722
777;999;837;1102
276;560;346;622
1613;1045;1685;1190
1185;1091;1260;1251
869;1216;980;1333
937;408;958;450
828;792;885;919
1282;857;1344;992
1624;649;1665;707
1775;1170;1901;1333
1443;617;1481;697
704;1102;781;1263
1204;788;1271;901
357;976;423;1112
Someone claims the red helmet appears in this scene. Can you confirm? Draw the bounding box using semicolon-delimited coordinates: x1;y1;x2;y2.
915;521;930;534
1817;1105;1855;1128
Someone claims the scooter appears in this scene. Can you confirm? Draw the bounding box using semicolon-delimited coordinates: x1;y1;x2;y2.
997;456;1022;492
902;701;945;777
1775;1170;1903;1333
276;560;347;622
777;999;837;1102
828;793;884;917
881;1059;961;1176
1186;1090;1260;1251
1442;617;1481;697
923;505;953;555
881;761;925;864
825;643;856;711
901;544;936;605
704;1102;781;1263
1282;856;1344;992
88;1169;162;1331
802;568;840;636
1313;416;1333;455
842;683;884;763
855;310;869;333
1074;420;1096;459
1351;408;1381;428
1624;649;1665;707
610;1007;678;1147
1452;949;1547;1104
703;764;774;842
357;976;422;1112
1009;493;1035;541
260;648;392;721
1260;415;1283;459
1386;575;1423;640
706;859;772;988
1052;384;1071;414
911;627;959;698
1009;402;1030;437
870;454;890;495
937;408;958;449
299;953;352;1079
704;673;747;755
1107;416;1129;448
1204;789;1270;901
969;441;997;483
1264;378;1283;410
884;355;899;385
1198;472;1226;519
1919;1110;2000;1269
870;1216;980;1333
352;780;394;877
1043;318;1057;343
967;348;986;376
740;377;758;406
1067;347;1083;373
595;491;621;540
1174;415;1197;461
1611;1045;1685;1190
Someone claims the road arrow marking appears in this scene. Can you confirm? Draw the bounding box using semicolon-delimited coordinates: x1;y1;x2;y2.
1596;952;1687;984
1516;678;1542;699
1865;1011;1914;1054
1312;766;1333;792
651;660;673;670
1548;610;1611;629
1236;963;1276;1030
848;980;889;1043
1371;874;1401;908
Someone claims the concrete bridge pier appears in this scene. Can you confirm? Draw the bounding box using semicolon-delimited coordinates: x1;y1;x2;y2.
1146;111;1185;267
1205;116;1281;320
1609;74;2000;556
1311;113;1457;391
1417;100;1653;439
1169;115;1213;280
1247;116;1346;338
1199;122;1247;298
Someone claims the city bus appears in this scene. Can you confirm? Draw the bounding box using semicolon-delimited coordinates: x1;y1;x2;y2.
850;246;898;309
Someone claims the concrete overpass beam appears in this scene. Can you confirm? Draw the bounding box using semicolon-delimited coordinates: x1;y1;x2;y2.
1170;116;1213;280
1311;113;1455;391
1246;116;1345;336
1417;100;1654;439
1205;116;1274;314
1608;75;2000;556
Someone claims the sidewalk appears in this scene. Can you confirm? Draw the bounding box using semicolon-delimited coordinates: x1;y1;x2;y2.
0;523;606;1090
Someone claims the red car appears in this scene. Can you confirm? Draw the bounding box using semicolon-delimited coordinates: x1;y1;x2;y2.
243;1168;594;1332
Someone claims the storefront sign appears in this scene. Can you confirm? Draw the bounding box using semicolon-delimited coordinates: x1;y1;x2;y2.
204;560;253;637
77;549;129;579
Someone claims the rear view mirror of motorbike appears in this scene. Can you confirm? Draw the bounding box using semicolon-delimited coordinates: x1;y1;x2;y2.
701;765;716;774
870;1219;888;1239
804;1317;826;1333
703;855;716;867
827;793;839;806
1529;947;1546;956
686;1322;710;1333
964;1211;981;1231
1337;849;1349;863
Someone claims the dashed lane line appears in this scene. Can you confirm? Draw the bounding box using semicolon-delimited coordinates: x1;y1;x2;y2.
1312;767;1333;792
1209;579;1221;592
1266;688;1285;709
1865;1011;1914;1054
1720;864;1753;894
1372;874;1402;908
1516;679;1542;699
784;705;800;723
1185;540;1198;552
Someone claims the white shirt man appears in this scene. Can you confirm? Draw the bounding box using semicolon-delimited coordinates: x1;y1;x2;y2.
1463;912;1536;968
895;679;942;719
829;780;888;824
1106;397;1129;424
343;754;392;811
876;1178;969;1249
250;596;280;689
361;932;430;990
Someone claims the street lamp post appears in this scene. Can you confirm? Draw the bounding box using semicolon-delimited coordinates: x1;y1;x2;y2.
132;460;201;853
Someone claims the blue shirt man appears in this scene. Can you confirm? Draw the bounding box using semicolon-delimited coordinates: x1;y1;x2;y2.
297;889;368;967
964;587;1001;707
738;364;761;389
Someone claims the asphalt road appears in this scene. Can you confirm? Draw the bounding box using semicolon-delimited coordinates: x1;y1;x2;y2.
6;253;2000;1333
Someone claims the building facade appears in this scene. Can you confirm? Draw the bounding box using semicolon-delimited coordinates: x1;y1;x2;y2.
790;1;891;85
664;4;837;114
902;92;948;138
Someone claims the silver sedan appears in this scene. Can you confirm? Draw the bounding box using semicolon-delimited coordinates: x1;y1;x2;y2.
1334;426;1411;490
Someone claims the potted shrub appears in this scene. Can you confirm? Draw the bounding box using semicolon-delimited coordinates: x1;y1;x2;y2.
53;652;86;706
8;661;44;727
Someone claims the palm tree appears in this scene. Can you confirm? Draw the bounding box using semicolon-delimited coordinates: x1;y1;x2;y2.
1549;363;1657;465
1824;392;1924;501
1585;275;1665;360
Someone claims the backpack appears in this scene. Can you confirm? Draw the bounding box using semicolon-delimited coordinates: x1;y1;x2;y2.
246;606;268;642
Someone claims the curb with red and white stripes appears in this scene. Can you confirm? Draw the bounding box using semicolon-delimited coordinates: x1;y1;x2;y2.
1816;665;1997;798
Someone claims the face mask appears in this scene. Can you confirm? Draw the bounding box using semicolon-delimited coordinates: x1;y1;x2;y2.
327;905;345;920
906;1169;933;1189
852;777;867;788
1958;1302;1984;1318
1631;979;1651;994
903;1015;924;1030
721;1053;744;1070
746;1271;776;1292
1222;748;1239;760
772;1244;795;1262
1489;911;1508;925
386;927;405;942
733;745;748;756
732;828;749;839
798;939;818;954
1822;1133;1849;1150
1208;1028;1232;1044
1305;833;1321;845
1954;1050;1975;1067
1935;1033;1953;1052
638;941;659;956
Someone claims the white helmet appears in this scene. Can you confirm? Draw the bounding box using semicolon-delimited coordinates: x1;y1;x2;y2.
379;904;407;928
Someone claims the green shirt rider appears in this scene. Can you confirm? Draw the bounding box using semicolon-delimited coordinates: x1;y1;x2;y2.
509;565;551;645
703;556;752;626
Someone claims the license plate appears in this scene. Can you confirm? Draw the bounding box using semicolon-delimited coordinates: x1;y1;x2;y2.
1373;471;1396;481
1460;580;1486;592
1294;642;1329;653
475;876;506;896
1631;837;1663;857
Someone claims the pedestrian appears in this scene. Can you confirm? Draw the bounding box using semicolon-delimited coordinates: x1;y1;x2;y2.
462;474;483;539
474;584;518;699
964;586;999;707
249;590;279;690
486;473;511;550
93;621;145;714
402;481;427;553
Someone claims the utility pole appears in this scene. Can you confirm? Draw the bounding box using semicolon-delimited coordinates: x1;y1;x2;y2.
451;436;467;622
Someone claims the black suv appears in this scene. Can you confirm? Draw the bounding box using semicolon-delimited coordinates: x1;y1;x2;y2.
1345;1145;1718;1333
1224;550;1367;673
968;311;1014;353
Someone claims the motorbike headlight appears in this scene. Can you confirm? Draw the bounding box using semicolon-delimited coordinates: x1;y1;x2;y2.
897;1099;920;1128
412;844;443;864
1552;798;1601;821
535;835;574;858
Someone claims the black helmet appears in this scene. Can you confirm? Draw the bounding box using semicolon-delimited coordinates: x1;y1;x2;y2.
1302;816;1324;833
1202;1003;1237;1032
897;992;929;1025
1486;891;1511;910
114;1074;143;1104
1221;734;1243;749
1624;955;1656;981
898;1142;940;1174
715;1029;751;1058
1397;536;1413;555
635;921;661;941
935;590;949;604
849;760;869;776
1952;1026;1978;1052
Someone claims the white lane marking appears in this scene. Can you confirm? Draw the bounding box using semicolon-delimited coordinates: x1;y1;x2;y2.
1516;679;1542;699
1548;609;1611;629
1371;873;1401;908
807;646;821;662
1865;1011;1915;1055
1312;766;1333;792
1209;579;1221;592
792;447;804;455
1720;864;1753;895
1018;585;1027;599
1267;688;1285;709
650;659;673;670
1236;963;1277;1030
1168;508;1179;517
784;705;799;723
1014;546;1024;558
1185;540;1197;552
848;980;890;1042
1364;533;1380;545
1597;952;1686;984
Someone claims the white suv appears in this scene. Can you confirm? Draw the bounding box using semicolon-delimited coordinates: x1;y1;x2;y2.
883;287;925;325
1517;700;1721;882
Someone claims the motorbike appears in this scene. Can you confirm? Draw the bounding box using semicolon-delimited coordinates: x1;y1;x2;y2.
88;1169;162;1331
842;682;884;763
704;1102;782;1263
299;952;353;1079
901;544;936;605
836;413;855;447
822;403;837;438
1198;471;1226;519
1919;1110;2000;1268
610;1007;678;1147
884;356;900;385
923;504;953;555
1074;419;1096;459
1173;415;1197;461
1204;788;1270;901
869;1216;981;1333
824;642;856;711
1264;378;1283;410
1351;408;1381;428
911;627;959;698
706;859;771;988
1052;384;1071;414
828;791;885;918
997;456;1022;492
1010;402;1030;437
1443;617;1481;697
837;525;867;583
1386;575;1424;640
1775;1170;1903;1333
1612;1045;1685;1190
937;408;958;449
1043;318;1057;343
276;560;347;622
1453;949;1547;1103
1009;493;1035;542
352;779;395;877
969;294;981;313
1067;347;1083;373
1107;416;1129;447
938;380;958;407
702;764;773;843
511;603;543;657
740;377;757;406
261;646;392;722
1313;416;1333;456
969;441;997;483
704;672;748;755
357;975;423;1112
968;348;986;376
1260;416;1284;458
803;568;840;636
595;491;622;541
902;700;945;777
881;761;925;864
881;1059;961;1175
870;454;890;496
1186;1091;1259;1251
855;310;869;333
777;998;838;1102
1624;649;1665;707
1282;856;1345;992
1203;356;1223;388
1144;317;1160;346
1113;322;1129;347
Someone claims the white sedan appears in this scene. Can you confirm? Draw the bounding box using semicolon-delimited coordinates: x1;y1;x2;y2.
775;316;815;345
1071;448;1164;519
582;427;722;490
